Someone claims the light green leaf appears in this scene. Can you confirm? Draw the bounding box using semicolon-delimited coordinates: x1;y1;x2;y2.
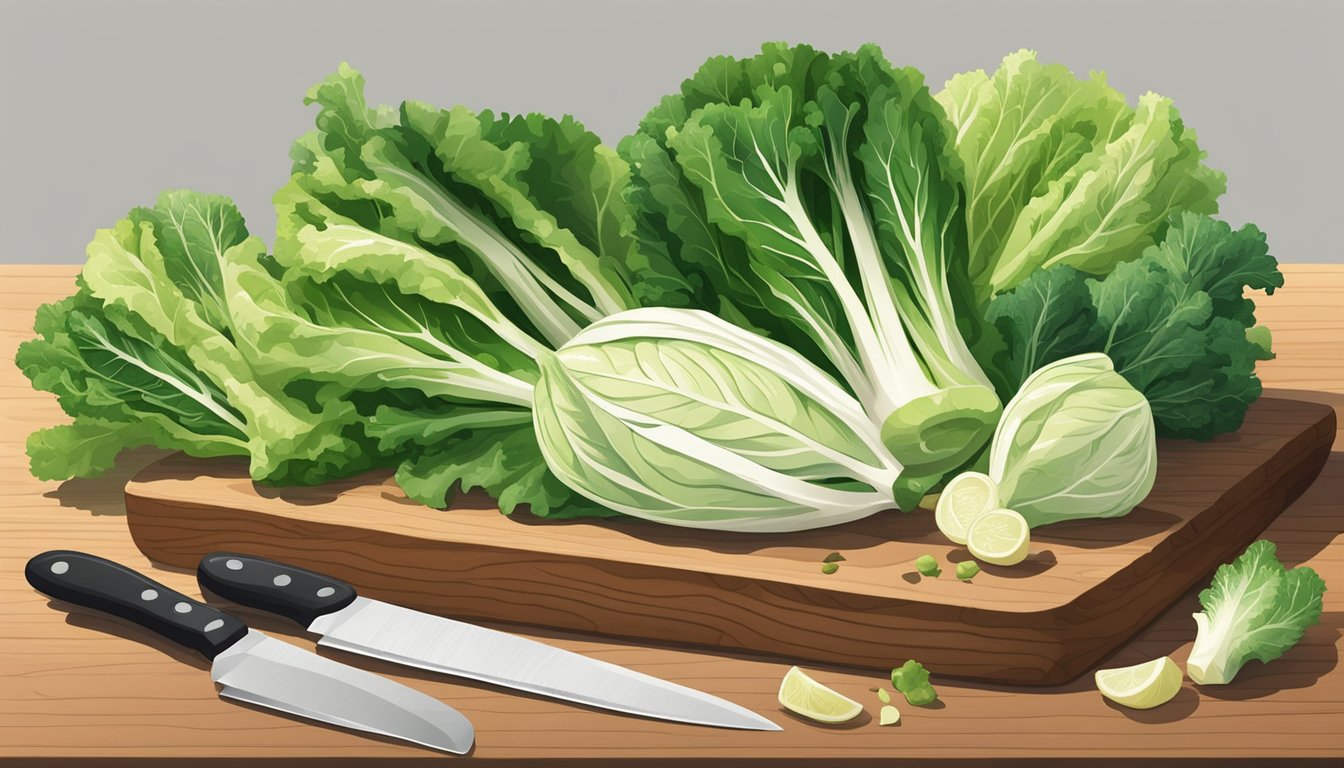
1189;540;1326;684
939;51;1225;300
535;308;902;532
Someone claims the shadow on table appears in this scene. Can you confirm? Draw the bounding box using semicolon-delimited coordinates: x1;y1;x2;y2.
42;446;171;516
1197;622;1341;701
1103;684;1201;723
51;598;211;672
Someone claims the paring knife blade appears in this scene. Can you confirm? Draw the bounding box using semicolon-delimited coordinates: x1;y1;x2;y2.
25;551;474;754
198;553;781;731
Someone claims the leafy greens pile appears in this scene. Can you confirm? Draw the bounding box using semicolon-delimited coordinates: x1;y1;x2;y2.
18;45;1282;532
622;44;1002;500
231;63;655;516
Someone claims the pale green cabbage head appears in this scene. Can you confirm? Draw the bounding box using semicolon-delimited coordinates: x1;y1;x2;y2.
533;307;905;532
988;353;1156;527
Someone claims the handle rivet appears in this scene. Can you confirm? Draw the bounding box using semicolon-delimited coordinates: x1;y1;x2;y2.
174;602;192;614
316;586;335;598
225;559;243;571
50;561;69;575
203;619;225;632
273;574;292;587
141;589;158;601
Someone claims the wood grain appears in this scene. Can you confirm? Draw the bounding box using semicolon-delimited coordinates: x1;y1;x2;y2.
123;398;1333;685
2;264;1342;764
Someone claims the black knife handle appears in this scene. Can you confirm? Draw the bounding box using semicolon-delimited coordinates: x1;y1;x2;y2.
25;550;249;660
198;553;357;627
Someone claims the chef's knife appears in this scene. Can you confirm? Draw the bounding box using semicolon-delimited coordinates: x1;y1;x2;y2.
25;551;474;754
198;552;781;731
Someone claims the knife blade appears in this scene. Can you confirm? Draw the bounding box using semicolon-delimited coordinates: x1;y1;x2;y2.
25;550;474;754
198;552;781;731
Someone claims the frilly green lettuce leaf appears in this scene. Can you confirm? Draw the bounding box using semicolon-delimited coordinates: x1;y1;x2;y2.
24;420;159;481
16;192;363;483
623;43;1001;488
251;64;669;516
392;419;616;518
984;265;1104;396
939;50;1226;301
938;50;1128;297
982;213;1281;439
281;64;651;348
1188;540;1326;685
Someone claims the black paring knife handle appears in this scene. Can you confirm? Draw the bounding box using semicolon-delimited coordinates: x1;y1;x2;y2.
25;550;249;660
198;552;357;627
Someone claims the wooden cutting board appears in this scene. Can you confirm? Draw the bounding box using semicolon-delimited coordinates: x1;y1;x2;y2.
124;396;1334;686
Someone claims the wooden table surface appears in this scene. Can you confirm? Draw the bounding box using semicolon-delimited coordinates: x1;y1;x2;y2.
2;264;1341;766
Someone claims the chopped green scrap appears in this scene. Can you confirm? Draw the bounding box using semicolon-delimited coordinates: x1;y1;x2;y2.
915;554;941;577
879;705;901;726
892;660;939;706
821;562;840;575
956;561;981;581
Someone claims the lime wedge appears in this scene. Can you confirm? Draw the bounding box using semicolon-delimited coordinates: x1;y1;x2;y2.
1095;656;1182;709
935;472;1000;545
777;666;863;723
965;508;1030;566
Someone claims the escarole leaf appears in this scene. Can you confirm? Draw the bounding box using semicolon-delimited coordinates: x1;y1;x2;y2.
980;265;1104;393
393;421;616;517
17;192;360;484
939;50;1225;301
226;227;581;514
626;43;1001;493
239;223;542;407
985;213;1281;439
253;63;665;515
285;63;644;347
1188;540;1326;685
937;50;1128;297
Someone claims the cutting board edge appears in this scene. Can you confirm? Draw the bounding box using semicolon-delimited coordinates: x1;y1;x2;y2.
1035;402;1336;681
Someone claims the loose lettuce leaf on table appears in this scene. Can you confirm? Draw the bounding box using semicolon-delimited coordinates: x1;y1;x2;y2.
1187;540;1326;685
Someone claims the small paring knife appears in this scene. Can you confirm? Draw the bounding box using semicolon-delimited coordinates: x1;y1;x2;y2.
25;551;474;754
198;552;781;731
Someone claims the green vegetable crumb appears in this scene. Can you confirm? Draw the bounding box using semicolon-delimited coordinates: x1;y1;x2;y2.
876;688;891;704
823;552;846;563
915;554;941;577
956;561;980;580
892;660;939;706
879;705;901;726
821;562;839;575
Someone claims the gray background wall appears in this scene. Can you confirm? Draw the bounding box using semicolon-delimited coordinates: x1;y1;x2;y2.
2;0;1339;263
